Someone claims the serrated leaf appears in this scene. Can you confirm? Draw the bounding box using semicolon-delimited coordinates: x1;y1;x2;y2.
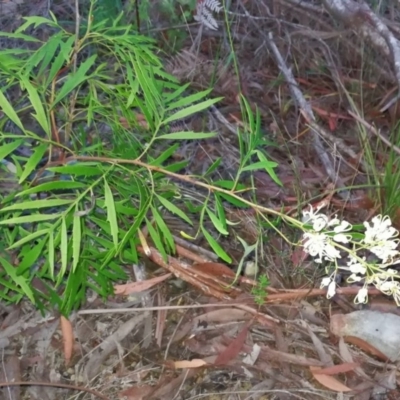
104;179;119;247
165;89;211;111
157;131;217;140
37;31;63;78
15;16;58;32
0;140;24;161
0;256;35;303
0;214;60;224
1;199;73;212
15;239;46;275
163;83;191;103
19;78;49;135
47;35;75;85
206;207;228;235
156;194;192;225
201;227;232;263
72;209;81;272
162;97;222;125
7;229;48;249
54;54;97;105
18;143;48;184
0;31;40;42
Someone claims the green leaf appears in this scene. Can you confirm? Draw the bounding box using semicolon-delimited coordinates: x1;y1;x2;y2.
53;54;97;105
218;193;248;208
60;217;68;279
146;216;167;260
72;208;81;272
241;161;278;172
213;180;246;190
48;231;55;280
162;97;222;125
116;182;151;256
215;195;227;231
104;179;119;247
241;95;255;131
37;31;63;78
163;83;190;104
157;131;217;140
0;256;35;303
152;205;175;253
19;78;50;135
151;143;179;165
0;214;61;224
7;229;48;249
17;181;85;196
0;140;24;161
0;31;40;43
18;143;48;184
15;239;47;275
16;16;58;32
206;207;229;235
255;150;282;186
0;90;24;131
165;89;211;111
47;35;75;85
156;194;192;225
201;227;232;263
204;157;222;176
1;199;73;211
48;165;102;176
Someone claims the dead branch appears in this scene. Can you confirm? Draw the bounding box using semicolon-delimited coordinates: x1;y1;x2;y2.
264;32;351;201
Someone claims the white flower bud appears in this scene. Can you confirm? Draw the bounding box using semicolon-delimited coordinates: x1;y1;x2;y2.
354;287;368;304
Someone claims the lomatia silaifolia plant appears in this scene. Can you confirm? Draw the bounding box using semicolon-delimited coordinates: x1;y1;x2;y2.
302;205;400;305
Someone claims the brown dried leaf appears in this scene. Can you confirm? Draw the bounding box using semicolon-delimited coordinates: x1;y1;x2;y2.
304;321;333;365
338;337;370;379
60;315;74;366
192;262;235;278
0;354;21;400
118;384;155;400
214;321;251;366
314;363;359;375
173;307;252;343
174;359;208;369
114;273;172;295
310;366;353;392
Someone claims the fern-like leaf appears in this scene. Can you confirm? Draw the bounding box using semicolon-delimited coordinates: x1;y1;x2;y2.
194;0;222;31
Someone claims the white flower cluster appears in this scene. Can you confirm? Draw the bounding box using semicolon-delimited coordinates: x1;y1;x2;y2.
302;206;400;305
